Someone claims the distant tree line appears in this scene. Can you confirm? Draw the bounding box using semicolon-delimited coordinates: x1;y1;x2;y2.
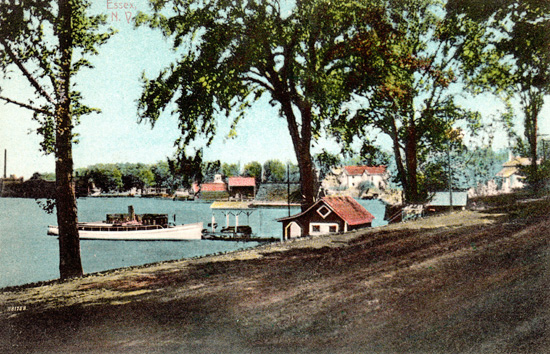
63;159;302;194
49;145;507;195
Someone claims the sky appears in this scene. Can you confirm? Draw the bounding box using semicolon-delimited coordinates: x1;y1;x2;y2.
1;1;549;179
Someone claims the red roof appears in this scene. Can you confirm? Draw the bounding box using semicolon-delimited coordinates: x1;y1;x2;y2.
228;176;256;187
322;196;375;225
343;165;386;176
200;183;227;192
278;196;374;226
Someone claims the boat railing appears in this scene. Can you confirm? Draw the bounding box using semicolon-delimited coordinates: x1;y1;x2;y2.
80;224;164;232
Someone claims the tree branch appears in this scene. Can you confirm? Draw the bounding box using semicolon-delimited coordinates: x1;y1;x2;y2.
0;38;56;105
244;73;274;92
0;95;52;115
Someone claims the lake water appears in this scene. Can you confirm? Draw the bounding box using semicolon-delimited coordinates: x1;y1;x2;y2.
0;197;386;288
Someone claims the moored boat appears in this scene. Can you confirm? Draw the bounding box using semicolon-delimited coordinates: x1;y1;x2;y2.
47;206;203;241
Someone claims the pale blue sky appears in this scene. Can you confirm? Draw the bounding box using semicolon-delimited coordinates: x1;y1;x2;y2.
1;1;549;178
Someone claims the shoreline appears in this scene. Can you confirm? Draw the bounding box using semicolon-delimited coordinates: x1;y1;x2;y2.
1;194;548;353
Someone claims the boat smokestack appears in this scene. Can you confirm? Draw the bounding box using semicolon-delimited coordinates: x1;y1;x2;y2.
128;205;135;221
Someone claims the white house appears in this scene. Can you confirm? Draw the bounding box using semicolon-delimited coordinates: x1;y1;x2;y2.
338;165;389;190
496;154;532;193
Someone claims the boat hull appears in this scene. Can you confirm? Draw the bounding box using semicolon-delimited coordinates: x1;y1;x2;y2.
47;222;203;241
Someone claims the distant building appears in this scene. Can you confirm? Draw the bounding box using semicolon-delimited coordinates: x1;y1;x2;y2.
227;176;256;200
200;182;227;192
199;180;228;200
426;191;468;213
0;175;55;198
496;154;532;193
338;165;389;190
277;196;375;239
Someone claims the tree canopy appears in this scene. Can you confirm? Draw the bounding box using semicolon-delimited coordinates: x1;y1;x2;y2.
331;0;484;203
448;0;550;187
0;0;114;279
136;0;388;209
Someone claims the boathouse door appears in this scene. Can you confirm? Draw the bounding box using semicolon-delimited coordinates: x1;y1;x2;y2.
285;222;301;239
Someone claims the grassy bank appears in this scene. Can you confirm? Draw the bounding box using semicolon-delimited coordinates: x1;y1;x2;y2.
1;193;549;353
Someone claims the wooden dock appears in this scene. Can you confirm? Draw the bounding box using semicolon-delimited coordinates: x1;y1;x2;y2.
202;234;280;243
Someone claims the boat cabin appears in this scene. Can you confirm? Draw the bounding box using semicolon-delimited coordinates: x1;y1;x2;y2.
277;196;374;240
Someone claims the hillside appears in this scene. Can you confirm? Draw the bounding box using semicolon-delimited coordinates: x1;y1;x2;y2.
1;193;549;353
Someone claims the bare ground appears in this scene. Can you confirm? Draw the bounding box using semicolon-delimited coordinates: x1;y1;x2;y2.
1;194;549;353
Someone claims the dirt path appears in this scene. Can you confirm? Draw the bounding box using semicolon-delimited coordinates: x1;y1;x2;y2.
1;198;549;353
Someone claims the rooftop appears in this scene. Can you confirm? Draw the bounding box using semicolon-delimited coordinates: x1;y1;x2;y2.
200;183;227;192
278;196;374;226
343;165;387;176
428;191;468;207
228;176;256;187
323;196;375;225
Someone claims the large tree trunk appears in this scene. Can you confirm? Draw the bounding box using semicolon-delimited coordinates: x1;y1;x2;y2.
278;94;316;211
390;116;408;201
56;0;83;279
523;89;542;186
404;118;419;203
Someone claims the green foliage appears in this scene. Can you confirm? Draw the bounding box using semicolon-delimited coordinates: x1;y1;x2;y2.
85;164;123;192
0;0;116;153
314;150;341;182
0;0;115;279
287;162;300;183
243;161;262;179
222;162;240;178
136;0;386;208
201;160;222;183
330;0;485;203
450;0;550;186
263;159;286;183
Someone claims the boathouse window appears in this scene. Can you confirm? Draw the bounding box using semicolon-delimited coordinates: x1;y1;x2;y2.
317;205;331;218
310;223;339;235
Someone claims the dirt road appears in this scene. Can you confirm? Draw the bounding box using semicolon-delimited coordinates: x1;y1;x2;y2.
1;195;549;353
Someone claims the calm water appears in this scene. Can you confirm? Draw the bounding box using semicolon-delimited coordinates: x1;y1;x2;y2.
0;197;386;288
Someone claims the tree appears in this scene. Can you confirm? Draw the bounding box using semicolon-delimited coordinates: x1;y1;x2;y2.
221;162;240;178
448;0;550;188
313;150;342;183
263;159;286;183
152;160;182;191
88;164;123;192
201;160;222;183
332;0;483;203
0;1;113;279
243;161;262;182
136;0;384;210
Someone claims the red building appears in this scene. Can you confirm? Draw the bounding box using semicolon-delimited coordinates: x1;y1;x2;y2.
199;181;228;200
277;196;374;239
227;176;256;200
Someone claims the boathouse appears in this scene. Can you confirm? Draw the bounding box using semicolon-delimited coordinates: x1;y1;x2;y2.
227;176;256;200
426;191;468;213
277;196;374;240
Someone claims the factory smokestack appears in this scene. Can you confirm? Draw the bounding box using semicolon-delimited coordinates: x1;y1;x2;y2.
3;149;6;179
